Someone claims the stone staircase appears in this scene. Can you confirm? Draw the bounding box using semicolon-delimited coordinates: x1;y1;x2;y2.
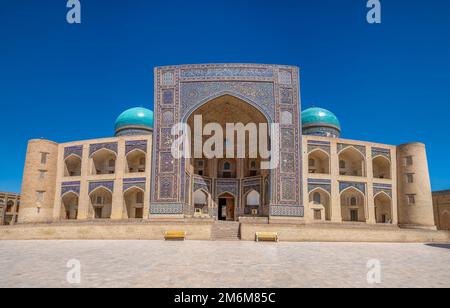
211;221;241;241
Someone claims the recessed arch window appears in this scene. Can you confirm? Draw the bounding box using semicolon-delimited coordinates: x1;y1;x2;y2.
313;192;321;205
350;197;357;206
339;160;346;169
223;162;231;170
309;159;316;167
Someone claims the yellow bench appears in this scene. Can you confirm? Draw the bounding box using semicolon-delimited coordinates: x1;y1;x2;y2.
256;232;279;242
164;231;187;241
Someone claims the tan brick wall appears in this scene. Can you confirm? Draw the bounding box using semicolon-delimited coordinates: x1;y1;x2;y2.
240;223;450;243
19;140;59;223
20;135;152;223
433;191;450;230
302;135;398;225
397;143;436;228
0;222;212;240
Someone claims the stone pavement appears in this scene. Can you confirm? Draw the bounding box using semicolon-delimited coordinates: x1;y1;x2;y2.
0;241;449;288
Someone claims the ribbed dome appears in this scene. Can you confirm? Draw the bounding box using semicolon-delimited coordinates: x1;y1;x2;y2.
301;107;341;138
114;107;154;136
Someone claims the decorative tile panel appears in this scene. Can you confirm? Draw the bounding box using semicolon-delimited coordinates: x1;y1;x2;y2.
281;110;293;125
180;82;275;121
161;110;174;126
339;181;366;195
180;67;274;79
159;152;175;173
152;64;303;218
89;143;118;156
160;128;173;149
159;176;174;199
162;71;175;86
373;183;393;198
372;147;391;160
243;177;262;194
271;206;304;217
89;181;114;194
61;181;80;196
278;70;292;85
281;177;296;201
281;153;295;173
281;129;295;150
337;143;366;156
64;146;83;159
162;90;174;105
308;179;332;194
280;88;293;104
194;176;212;193
151;203;183;214
216;179;239;197
125;140;147;155
123;178;146;192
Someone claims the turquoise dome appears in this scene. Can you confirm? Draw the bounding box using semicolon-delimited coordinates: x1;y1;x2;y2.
302;107;340;129
115;107;154;131
301;107;341;138
114;107;154;136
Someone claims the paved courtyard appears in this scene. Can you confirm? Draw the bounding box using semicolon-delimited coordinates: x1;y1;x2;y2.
0;241;449;288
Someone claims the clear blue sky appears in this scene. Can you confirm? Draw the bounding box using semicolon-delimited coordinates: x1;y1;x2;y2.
1;0;449;193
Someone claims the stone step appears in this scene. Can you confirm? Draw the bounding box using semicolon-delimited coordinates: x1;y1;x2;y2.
211;221;241;241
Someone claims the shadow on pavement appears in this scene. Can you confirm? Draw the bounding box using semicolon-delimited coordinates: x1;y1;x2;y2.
426;243;450;250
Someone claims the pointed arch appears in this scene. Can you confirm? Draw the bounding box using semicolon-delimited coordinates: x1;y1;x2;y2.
61;191;79;220
245;189;260;206
182;92;273;124
374;190;392;200
89;185;113;196
125;148;147;174
340;187;366;223
308;149;330;175
123;185;145;195
89;186;113;219
308;187;331;221
123;186;145;219
90;148;117;175
340;185;366;197
309;186;332;198
374;190;393;224
372;155;392;179
64;154;82;177
338;146;366;177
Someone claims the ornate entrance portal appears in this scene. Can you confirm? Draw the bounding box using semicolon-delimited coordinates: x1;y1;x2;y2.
151;64;304;219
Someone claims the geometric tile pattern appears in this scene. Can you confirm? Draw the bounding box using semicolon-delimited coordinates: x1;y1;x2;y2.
123;178;146;192
61;181;81;196
89;143;118;157
151;64;303;217
64;146;83;159
125;140;148;155
339;181;366;195
372;147;391;161
89;181;114;194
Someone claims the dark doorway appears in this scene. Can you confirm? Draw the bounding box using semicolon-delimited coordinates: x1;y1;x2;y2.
95;207;102;219
218;198;227;221
350;209;358;222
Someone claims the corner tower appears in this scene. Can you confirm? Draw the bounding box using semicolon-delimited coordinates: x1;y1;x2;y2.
397;142;436;229
19;139;59;223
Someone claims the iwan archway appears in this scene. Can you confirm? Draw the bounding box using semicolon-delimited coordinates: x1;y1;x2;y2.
150;64;303;219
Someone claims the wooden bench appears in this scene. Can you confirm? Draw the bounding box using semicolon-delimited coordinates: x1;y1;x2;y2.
164;231;187;241
256;232;279;242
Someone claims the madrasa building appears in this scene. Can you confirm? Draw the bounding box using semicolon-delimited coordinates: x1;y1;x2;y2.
17;64;438;234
